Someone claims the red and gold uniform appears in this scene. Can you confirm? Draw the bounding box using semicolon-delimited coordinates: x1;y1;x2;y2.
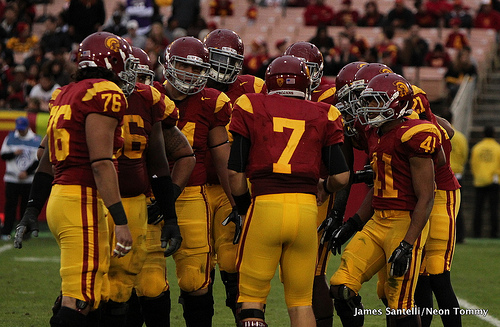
46;79;127;309
155;81;232;292
231;93;344;306
331;119;441;310
206;74;264;275
105;83;178;303
411;86;460;275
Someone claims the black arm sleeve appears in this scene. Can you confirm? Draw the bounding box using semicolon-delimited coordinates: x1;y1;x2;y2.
27;172;54;212
228;132;251;173
26;160;39;175
1;152;16;160
150;175;177;222
321;143;349;175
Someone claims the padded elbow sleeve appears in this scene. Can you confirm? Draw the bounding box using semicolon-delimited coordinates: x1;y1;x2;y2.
322;143;349;175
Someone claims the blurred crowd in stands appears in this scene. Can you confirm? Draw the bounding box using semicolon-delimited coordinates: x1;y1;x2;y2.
0;0;497;112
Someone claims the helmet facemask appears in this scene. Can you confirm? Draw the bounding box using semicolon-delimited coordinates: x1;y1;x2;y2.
164;55;210;95
118;56;139;97
305;61;323;90
208;47;243;84
357;89;409;127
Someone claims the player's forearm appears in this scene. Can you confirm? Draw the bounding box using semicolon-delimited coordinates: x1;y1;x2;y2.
229;170;248;196
355;187;374;223
404;196;433;245
91;160;122;207
211;143;236;206
163;126;195;190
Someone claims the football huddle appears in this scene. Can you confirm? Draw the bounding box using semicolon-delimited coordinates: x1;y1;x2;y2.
12;28;462;327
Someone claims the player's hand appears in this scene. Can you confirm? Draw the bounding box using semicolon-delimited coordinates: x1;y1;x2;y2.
113;225;133;258
316;178;331;206
317;209;344;244
14;207;40;249
328;215;363;255
161;220;182;257
222;207;243;244
147;200;163;225
388;241;413;277
353;164;374;186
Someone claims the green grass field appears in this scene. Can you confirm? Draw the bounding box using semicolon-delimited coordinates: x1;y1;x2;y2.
1;223;499;327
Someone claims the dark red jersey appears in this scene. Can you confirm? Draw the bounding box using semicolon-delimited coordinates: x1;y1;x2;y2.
230;93;344;197
205;74;265;184
47;79;127;188
224;75;265;103
366;119;441;211
155;82;232;186
116;83;178;197
310;83;336;104
411;85;460;191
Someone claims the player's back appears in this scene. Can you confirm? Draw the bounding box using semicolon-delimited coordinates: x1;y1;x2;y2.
47;79;127;188
116;83;178;197
230;93;343;197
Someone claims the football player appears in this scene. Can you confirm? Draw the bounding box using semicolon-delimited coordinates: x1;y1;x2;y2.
350;64;462;327
284;41;344;327
202;28;265;320
15;32;136;327
328;73;439;327
125;47;196;327
228;55;349;327
155;36;233;327
98;46;182;326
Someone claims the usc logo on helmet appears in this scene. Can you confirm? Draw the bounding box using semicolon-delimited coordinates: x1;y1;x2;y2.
394;80;410;97
381;68;392;73
105;37;121;52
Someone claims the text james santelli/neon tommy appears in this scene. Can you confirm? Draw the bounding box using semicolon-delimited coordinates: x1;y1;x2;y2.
354;307;489;317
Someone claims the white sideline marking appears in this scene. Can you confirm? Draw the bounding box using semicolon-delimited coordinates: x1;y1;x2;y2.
458;297;500;326
14;256;60;263
0;244;13;253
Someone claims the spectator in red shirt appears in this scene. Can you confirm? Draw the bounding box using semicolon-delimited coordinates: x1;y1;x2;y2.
375;26;400;65
474;1;500;31
445;18;470;50
304;0;335;26
246;0;258;24
209;0;234;17
358;0;384;27
242;37;269;76
425;0;453;20
335;0;359;26
425;43;452;68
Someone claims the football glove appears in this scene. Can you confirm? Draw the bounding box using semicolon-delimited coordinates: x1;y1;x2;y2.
222;207;243;244
388;240;413;277
317;209;344;244
161;220;182;257
353;164;374;186
14;207;40;249
329;214;364;256
147;200;163;225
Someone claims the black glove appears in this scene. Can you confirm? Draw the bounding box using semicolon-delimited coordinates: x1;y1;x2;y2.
328;214;364;256
161;220;182;257
317;209;344;244
353;164;374;186
14;207;40;249
147;200;163;225
222;207;243;244
388;240;413;277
